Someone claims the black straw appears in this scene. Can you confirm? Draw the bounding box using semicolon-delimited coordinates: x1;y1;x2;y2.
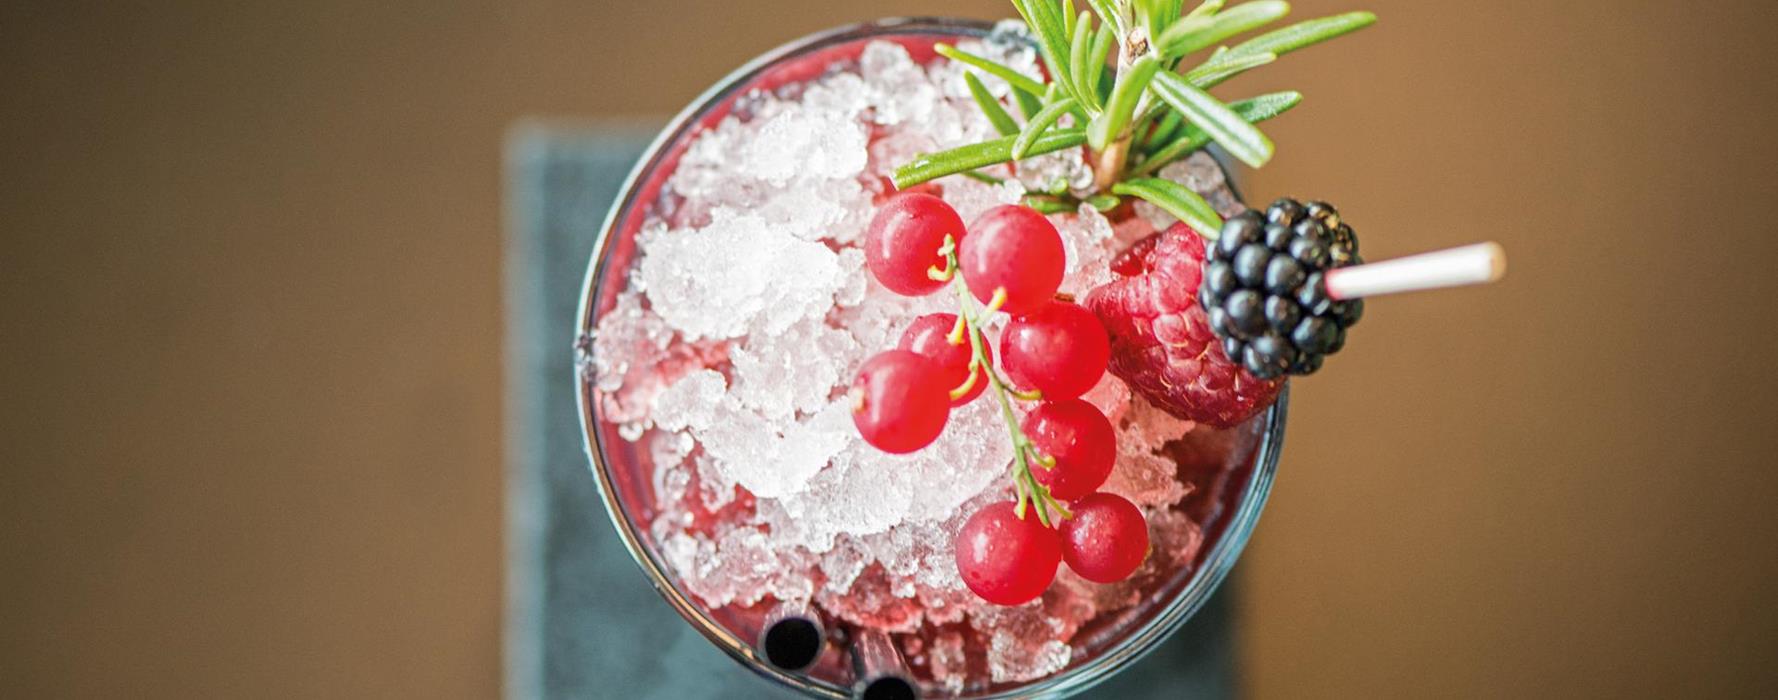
757;599;826;673
849;629;920;700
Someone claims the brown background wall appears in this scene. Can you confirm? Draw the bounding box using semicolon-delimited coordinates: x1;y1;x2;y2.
3;1;1775;698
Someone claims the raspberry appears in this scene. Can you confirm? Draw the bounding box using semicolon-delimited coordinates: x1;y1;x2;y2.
1082;222;1283;428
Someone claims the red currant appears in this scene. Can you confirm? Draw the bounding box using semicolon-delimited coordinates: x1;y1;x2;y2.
864;193;966;297
898;313;990;407
954;501;1062;605
849;350;950;454
1000;300;1110;399
1022;399;1116;501
1059;492;1149;583
958;205;1065;316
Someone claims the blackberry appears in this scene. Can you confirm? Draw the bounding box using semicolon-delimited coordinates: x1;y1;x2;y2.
1199;198;1364;379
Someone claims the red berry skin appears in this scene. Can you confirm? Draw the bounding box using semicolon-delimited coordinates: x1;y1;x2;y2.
898;313;990;407
954;501;1063;605
1000;301;1110;400
850;350;951;454
864;193;967;297
1082;223;1283;428
958;205;1065;316
1022;399;1117;501
1059;492;1149;583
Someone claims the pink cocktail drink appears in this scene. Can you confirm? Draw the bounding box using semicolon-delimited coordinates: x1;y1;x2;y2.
576;19;1285;698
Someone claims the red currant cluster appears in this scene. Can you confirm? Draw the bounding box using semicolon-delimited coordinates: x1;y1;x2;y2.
849;193;1151;605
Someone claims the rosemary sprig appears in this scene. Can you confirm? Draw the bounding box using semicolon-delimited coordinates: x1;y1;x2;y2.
894;0;1376;219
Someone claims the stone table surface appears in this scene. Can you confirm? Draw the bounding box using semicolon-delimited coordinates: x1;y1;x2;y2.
502;125;1236;700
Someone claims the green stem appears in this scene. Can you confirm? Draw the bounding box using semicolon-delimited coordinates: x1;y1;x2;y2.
943;243;1066;526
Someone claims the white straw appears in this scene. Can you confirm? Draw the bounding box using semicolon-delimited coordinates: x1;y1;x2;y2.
1324;242;1506;300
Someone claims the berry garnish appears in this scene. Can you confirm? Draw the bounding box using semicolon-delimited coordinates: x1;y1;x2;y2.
1000;300;1111;400
958;205;1065;316
1200;199;1364;379
1059;492;1149;584
954;501;1063;606
1083;222;1283;428
864;193;966;297
849;350;951;454
1022;399;1117;502
899;312;990;407
857;193;1130;606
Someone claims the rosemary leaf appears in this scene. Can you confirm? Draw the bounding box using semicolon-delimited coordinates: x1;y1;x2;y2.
934;43;1048;98
1158;1;1291;58
1086;20;1115;103
965;72;1021;136
1087;54;1161;151
1133;0;1172;37
1141;109;1185;152
1164;0;1188;28
1138;90;1301;174
893;128;1089;189
1112;178;1225;238
1013;0;1081;107
1225;11;1378;61
1083;0;1123;35
1149;71;1274;168
1011;0;1067;43
1014;88;1044;121
1023;195;1076;215
1185;50;1277;88
1185;0;1225;21
1013;96;1079;159
1069;11;1099;111
1085;193;1122;211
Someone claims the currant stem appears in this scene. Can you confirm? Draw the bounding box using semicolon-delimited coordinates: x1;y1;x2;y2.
928;236;960;282
947;358;982;400
946;313;969;346
943;245;1067;526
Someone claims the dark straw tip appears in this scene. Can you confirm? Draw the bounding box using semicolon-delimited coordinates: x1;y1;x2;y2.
860;676;918;700
849;629;920;700
761;616;824;672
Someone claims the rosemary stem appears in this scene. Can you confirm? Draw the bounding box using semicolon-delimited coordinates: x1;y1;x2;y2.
1090;15;1150;190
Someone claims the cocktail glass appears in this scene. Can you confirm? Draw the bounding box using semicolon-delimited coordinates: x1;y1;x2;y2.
573;17;1288;699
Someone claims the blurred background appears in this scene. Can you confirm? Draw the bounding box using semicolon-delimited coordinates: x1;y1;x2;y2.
4;0;1777;698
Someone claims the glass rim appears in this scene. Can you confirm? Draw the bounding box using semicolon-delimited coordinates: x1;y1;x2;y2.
572;16;1289;699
